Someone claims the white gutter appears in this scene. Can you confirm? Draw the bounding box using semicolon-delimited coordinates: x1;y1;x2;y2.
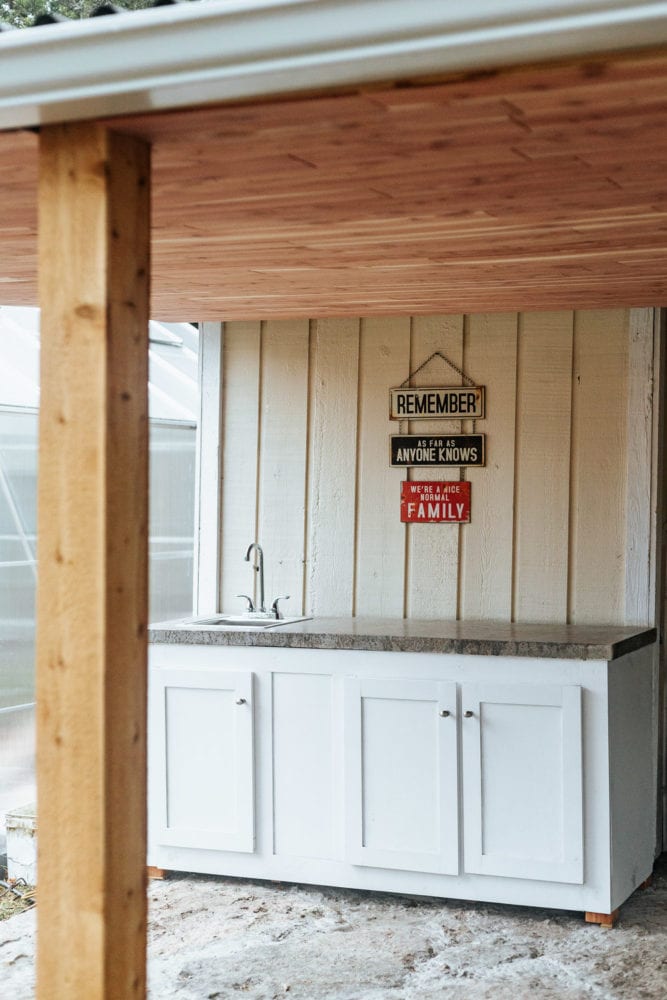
0;0;665;130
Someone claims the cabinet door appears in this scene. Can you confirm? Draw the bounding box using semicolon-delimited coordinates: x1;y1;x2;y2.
344;677;458;874
462;683;583;883
153;668;254;853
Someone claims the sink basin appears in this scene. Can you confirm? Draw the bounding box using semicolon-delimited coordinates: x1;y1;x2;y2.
193;615;312;629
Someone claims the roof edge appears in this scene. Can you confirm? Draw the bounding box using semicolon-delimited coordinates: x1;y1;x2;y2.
0;0;666;129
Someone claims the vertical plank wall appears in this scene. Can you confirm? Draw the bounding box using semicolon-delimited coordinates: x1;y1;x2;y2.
220;309;657;627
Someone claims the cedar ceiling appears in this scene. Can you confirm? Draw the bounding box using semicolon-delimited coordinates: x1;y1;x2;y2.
1;48;667;320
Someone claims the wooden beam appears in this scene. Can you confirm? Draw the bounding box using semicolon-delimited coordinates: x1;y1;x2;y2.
36;123;150;999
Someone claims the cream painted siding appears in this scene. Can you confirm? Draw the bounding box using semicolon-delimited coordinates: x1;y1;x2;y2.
220;309;657;627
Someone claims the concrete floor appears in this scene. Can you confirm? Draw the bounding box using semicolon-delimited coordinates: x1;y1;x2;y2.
3;857;667;998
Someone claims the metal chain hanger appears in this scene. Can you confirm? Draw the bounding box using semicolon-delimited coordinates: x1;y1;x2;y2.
399;349;476;390
397;350;479;482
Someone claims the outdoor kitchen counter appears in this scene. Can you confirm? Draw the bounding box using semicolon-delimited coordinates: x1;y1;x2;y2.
148;617;656;660
148;617;658;917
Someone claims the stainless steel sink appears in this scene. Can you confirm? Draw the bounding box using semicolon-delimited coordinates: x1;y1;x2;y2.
194;615;312;629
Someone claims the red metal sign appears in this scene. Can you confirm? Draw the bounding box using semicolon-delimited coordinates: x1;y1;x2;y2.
400;481;471;523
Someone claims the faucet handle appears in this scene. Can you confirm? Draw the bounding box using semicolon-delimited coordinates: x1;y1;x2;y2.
271;596;291;619
236;594;255;612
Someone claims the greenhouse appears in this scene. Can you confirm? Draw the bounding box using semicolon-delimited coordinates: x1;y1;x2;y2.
0;307;199;834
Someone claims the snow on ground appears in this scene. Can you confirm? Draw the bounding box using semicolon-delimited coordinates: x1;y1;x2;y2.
3;857;667;998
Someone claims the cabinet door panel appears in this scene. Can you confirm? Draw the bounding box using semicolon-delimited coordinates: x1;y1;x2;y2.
345;677;458;874
462;683;583;883
154;668;254;852
272;672;337;859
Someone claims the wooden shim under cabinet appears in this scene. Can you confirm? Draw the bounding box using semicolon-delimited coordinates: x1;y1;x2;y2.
585;909;620;928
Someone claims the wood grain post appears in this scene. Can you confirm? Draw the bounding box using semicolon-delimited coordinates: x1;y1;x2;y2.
36;123;150;999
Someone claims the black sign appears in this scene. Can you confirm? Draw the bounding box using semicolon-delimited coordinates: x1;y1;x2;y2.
390;434;485;467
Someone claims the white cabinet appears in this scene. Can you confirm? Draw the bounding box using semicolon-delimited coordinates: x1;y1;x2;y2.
343;677;584;885
344;677;459;874
148;642;656;918
461;683;583;883
151;667;255;853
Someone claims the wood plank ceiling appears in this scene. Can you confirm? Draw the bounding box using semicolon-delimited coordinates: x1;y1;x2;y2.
1;47;667;320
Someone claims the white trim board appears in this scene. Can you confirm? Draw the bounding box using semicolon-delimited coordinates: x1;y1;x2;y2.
0;1;666;129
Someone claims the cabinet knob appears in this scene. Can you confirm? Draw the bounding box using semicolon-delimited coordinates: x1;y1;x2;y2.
439;710;450;718
464;710;474;718
236;697;247;705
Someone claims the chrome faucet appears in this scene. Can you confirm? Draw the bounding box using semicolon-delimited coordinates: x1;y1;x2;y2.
245;542;266;613
239;543;291;618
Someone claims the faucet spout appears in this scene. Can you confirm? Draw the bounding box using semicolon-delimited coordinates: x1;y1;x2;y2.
244;543;265;613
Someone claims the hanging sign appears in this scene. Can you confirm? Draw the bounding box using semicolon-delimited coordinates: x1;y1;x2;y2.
401;481;471;523
390;434;485;467
389;386;485;420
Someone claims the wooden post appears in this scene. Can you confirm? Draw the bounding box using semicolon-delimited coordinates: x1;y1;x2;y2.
36;123;150;998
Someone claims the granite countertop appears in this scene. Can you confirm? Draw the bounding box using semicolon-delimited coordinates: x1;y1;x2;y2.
148;616;657;660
